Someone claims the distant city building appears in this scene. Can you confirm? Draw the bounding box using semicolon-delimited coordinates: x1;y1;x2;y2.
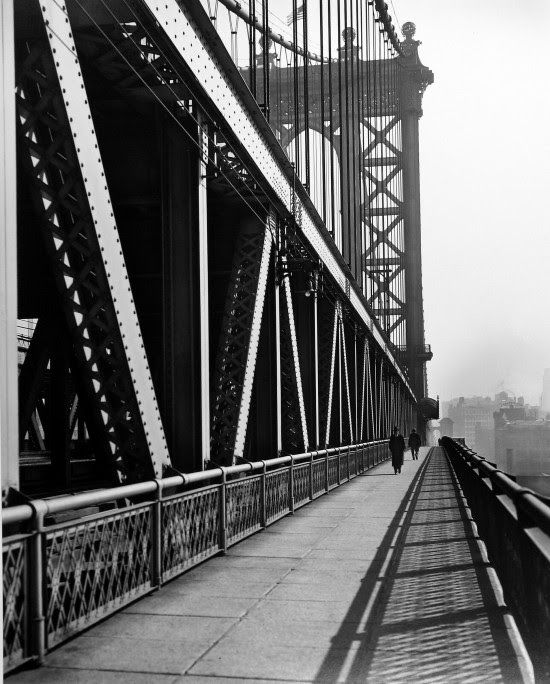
442;390;546;492
475;423;495;462
444;393;536;460
448;399;495;450
439;417;453;438
494;420;550;497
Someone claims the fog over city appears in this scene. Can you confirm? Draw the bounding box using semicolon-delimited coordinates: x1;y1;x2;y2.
408;0;550;405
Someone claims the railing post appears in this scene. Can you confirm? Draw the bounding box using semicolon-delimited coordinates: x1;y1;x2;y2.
289;456;295;514
219;467;227;554
152;479;163;590
30;499;48;664
309;452;314;501
337;448;341;486
260;461;267;527
347;446;350;480
325;449;329;493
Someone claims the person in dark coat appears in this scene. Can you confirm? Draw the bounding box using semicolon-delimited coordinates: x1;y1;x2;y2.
408;428;421;460
389;426;405;474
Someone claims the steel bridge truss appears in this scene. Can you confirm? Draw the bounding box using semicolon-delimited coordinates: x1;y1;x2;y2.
7;0;419;495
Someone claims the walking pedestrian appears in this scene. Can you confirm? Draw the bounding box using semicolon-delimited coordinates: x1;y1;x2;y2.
389;426;405;474
408;428;421;460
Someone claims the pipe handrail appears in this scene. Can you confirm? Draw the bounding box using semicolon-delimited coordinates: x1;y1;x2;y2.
442;436;550;678
2;440;389;526
442;437;550;536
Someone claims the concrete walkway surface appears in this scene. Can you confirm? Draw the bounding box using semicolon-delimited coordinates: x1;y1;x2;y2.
10;447;533;683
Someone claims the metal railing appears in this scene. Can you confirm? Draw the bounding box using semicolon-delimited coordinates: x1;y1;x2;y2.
2;440;389;674
442;437;550;680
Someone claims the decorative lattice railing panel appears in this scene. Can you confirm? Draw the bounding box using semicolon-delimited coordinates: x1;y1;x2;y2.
350;451;358;477
162;486;220;580
3;537;29;671
328;455;339;488
227;476;262;544
339;454;348;481
266;470;290;524
313;460;326;497
293;464;310;509
2;442;390;670
45;506;153;646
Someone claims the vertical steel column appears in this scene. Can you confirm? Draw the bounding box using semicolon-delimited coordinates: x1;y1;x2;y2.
377;357;384;439
161;111;205;472
354;328;358;442
399;27;433;407
283;276;309;452
313;285;320;448
0;0;18;495
198;114;210;467
337;305;343;445
275;279;282;454
402;101;425;403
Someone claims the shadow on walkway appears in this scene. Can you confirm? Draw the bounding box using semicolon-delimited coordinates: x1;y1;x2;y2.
315;448;530;683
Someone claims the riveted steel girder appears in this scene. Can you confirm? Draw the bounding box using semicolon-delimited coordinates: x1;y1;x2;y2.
16;0;170;483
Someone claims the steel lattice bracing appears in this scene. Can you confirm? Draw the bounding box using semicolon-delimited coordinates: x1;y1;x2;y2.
210;217;273;465
279;272;309;455
16;18;169;485
363;115;405;342
3;0;427;498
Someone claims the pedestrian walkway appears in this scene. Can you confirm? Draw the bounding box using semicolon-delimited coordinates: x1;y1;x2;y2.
11;448;533;683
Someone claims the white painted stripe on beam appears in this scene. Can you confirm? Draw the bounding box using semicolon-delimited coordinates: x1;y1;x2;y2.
42;0;170;475
234;219;273;458
284;276;309;452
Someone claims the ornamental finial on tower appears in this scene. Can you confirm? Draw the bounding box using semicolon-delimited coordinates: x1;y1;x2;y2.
342;27;356;46
402;22;416;39
339;26;359;60
400;21;421;58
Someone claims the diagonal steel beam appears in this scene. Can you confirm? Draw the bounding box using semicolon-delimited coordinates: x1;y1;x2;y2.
283;277;309;451
324;303;339;447
233;216;274;459
211;217;273;464
28;0;170;480
359;337;367;442
339;316;354;445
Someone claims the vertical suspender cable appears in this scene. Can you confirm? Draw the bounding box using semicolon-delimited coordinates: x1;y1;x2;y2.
303;0;310;192
262;0;270;120
319;0;326;226
328;0;336;238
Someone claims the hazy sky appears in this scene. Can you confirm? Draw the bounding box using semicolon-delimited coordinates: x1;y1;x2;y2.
396;0;550;404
